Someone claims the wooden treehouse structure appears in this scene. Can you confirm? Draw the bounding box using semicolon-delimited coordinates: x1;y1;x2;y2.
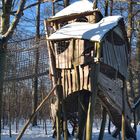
44;1;136;139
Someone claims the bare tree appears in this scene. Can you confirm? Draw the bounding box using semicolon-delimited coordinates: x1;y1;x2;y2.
32;0;41;126
0;0;50;138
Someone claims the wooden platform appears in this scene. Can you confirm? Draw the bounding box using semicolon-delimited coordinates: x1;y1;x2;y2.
59;72;136;139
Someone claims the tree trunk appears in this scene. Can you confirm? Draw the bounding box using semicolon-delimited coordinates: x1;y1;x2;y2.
8;92;12;138
64;0;69;7
32;48;39;126
0;1;26;138
127;0;133;43
110;0;113;16
127;0;137;133
0;2;11;137
32;0;41;126
136;21;140;126
0;46;7;139
105;0;109;16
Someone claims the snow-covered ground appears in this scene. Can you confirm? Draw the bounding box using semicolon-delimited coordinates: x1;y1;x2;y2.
1;120;140;140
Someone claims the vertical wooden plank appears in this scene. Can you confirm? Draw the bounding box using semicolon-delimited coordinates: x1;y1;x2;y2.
98;107;107;140
61;70;65;97
67;70;72;94
88;67;91;91
70;69;73;93
64;70;67;97
76;66;80;91
79;66;84;90
59;85;68;140
65;70;69;97
80;40;84;64
71;69;76;92
84;66;89;90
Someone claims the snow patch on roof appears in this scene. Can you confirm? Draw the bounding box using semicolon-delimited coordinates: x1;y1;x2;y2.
51;0;94;19
48;15;123;42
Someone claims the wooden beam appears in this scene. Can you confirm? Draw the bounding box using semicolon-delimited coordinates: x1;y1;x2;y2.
98;107;107;140
85;63;100;140
86;43;100;140
16;85;56;140
77;92;88;139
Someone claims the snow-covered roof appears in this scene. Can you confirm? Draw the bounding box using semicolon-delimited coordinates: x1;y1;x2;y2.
51;0;94;19
48;15;123;42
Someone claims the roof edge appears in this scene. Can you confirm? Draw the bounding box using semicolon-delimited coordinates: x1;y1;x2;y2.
47;9;102;23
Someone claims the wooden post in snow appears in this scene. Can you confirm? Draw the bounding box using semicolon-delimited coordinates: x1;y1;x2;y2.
98;107;107;140
61;91;68;140
85;43;100;140
121;79;126;140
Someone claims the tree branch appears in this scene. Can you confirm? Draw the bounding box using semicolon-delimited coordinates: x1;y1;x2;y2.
3;0;26;41
132;10;140;18
11;0;51;14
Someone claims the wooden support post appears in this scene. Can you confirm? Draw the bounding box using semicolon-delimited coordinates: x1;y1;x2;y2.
85;43;100;140
62;100;68;140
121;79;126;140
86;63;99;140
108;118;111;134
112;128;120;138
77;93;88;139
57;75;68;140
55;85;61;140
98;107;107;140
0;48;6;140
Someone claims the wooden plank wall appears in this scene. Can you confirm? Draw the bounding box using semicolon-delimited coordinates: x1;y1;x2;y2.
55;39;85;69
61;65;90;96
55;40;73;69
102;28;128;78
61;66;132;122
98;73;132;120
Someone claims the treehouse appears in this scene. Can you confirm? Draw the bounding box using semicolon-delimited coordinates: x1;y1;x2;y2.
44;0;135;139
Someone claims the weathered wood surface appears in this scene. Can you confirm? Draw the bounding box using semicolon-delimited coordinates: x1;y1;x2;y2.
55;40;95;69
60;66;132;121
98;73;132;120
102;27;128;78
98;91;136;139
